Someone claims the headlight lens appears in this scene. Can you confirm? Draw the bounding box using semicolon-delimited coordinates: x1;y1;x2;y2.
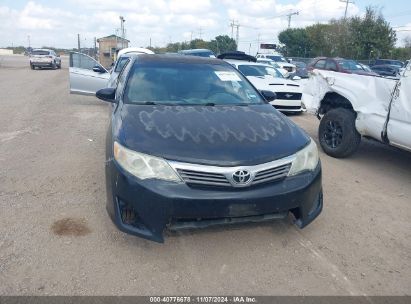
288;139;319;176
113;141;181;182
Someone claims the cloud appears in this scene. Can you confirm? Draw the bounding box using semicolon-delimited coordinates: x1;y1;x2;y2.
5;0;404;53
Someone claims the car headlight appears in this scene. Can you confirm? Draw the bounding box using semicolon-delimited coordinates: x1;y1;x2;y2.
288;139;319;176
113;141;181;182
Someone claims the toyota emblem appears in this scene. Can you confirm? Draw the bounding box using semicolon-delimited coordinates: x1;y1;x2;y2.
285;93;293;99
232;170;252;185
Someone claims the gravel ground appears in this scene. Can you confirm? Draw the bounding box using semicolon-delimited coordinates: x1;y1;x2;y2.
0;55;410;296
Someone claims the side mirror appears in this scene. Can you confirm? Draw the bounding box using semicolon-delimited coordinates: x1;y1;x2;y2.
260;90;276;102
96;88;116;103
93;65;106;73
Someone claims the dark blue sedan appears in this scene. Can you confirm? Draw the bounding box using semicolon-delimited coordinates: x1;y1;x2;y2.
94;54;322;242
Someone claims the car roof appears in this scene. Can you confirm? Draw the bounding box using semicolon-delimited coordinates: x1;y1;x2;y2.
224;59;272;67
179;49;213;53
132;54;226;65
372;64;398;68
32;48;53;52
118;47;154;57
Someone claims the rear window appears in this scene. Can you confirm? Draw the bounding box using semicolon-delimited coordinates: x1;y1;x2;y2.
337;60;363;71
32;50;50;56
266;55;287;63
238;64;283;78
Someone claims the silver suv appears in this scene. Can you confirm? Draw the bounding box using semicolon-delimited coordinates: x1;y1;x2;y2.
30;49;62;70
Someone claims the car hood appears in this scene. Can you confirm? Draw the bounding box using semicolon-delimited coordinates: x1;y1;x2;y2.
247;76;301;93
116;104;309;166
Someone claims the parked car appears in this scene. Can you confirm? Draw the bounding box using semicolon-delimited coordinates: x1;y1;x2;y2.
29;49;61;70
358;63;373;73
108;47;154;87
256;58;289;77
372;59;404;68
178;49;216;58
69;52;110;95
69;54;323;242
225;58;304;113
289;61;309;79
308;57;378;76
303;59;411;158
256;53;296;73
371;64;400;77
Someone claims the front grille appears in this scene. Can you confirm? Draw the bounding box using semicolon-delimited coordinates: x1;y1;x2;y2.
176;162;292;188
275;92;302;100
274;105;302;110
177;169;231;187
253;163;291;185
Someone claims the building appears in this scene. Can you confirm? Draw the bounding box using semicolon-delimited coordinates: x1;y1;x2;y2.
97;35;129;68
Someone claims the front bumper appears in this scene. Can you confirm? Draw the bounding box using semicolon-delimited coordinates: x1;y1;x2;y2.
105;160;323;243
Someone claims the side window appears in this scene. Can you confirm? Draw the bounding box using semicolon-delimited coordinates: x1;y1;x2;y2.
314;59;326;69
115;59;132;99
325;60;338;71
70;53;100;71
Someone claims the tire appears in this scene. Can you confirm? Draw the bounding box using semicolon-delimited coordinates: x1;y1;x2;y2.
57;63;61;69
318;108;361;158
52;61;57;69
30;64;34;70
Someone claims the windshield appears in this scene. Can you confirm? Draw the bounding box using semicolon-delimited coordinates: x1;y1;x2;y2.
32;50;50;56
238;64;283;78
266;55;287;62
295;62;306;68
337;59;363;71
124;62;265;105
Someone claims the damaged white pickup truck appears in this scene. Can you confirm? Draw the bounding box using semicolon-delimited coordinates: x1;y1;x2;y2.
303;60;411;158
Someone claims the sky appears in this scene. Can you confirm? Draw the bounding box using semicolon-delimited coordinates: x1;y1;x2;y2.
0;0;410;54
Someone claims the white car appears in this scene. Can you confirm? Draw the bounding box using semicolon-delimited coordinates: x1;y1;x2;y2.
303;60;411;157
30;49;61;70
108;47;154;87
256;53;296;74
69;48;153;95
256;58;289;77
225;59;304;113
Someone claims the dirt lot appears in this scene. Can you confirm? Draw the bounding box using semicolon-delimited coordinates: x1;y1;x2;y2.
0;55;410;296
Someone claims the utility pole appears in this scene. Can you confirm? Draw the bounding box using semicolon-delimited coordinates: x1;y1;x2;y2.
229;20;240;50
257;33;261;53
27;35;31;48
77;33;80;53
149;37;152;48
198;28;203;39
94;37;97;60
340;0;354;19
119;16;126;49
286;11;299;28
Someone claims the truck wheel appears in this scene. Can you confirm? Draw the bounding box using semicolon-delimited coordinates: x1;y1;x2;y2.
30;64;34;70
318;108;361;158
52;61;57;69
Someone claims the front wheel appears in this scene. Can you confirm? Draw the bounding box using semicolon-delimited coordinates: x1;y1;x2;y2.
30;64;34;70
318;108;361;158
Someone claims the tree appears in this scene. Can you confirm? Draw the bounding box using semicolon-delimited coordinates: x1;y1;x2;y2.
278;6;397;60
278;28;311;57
208;35;237;54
